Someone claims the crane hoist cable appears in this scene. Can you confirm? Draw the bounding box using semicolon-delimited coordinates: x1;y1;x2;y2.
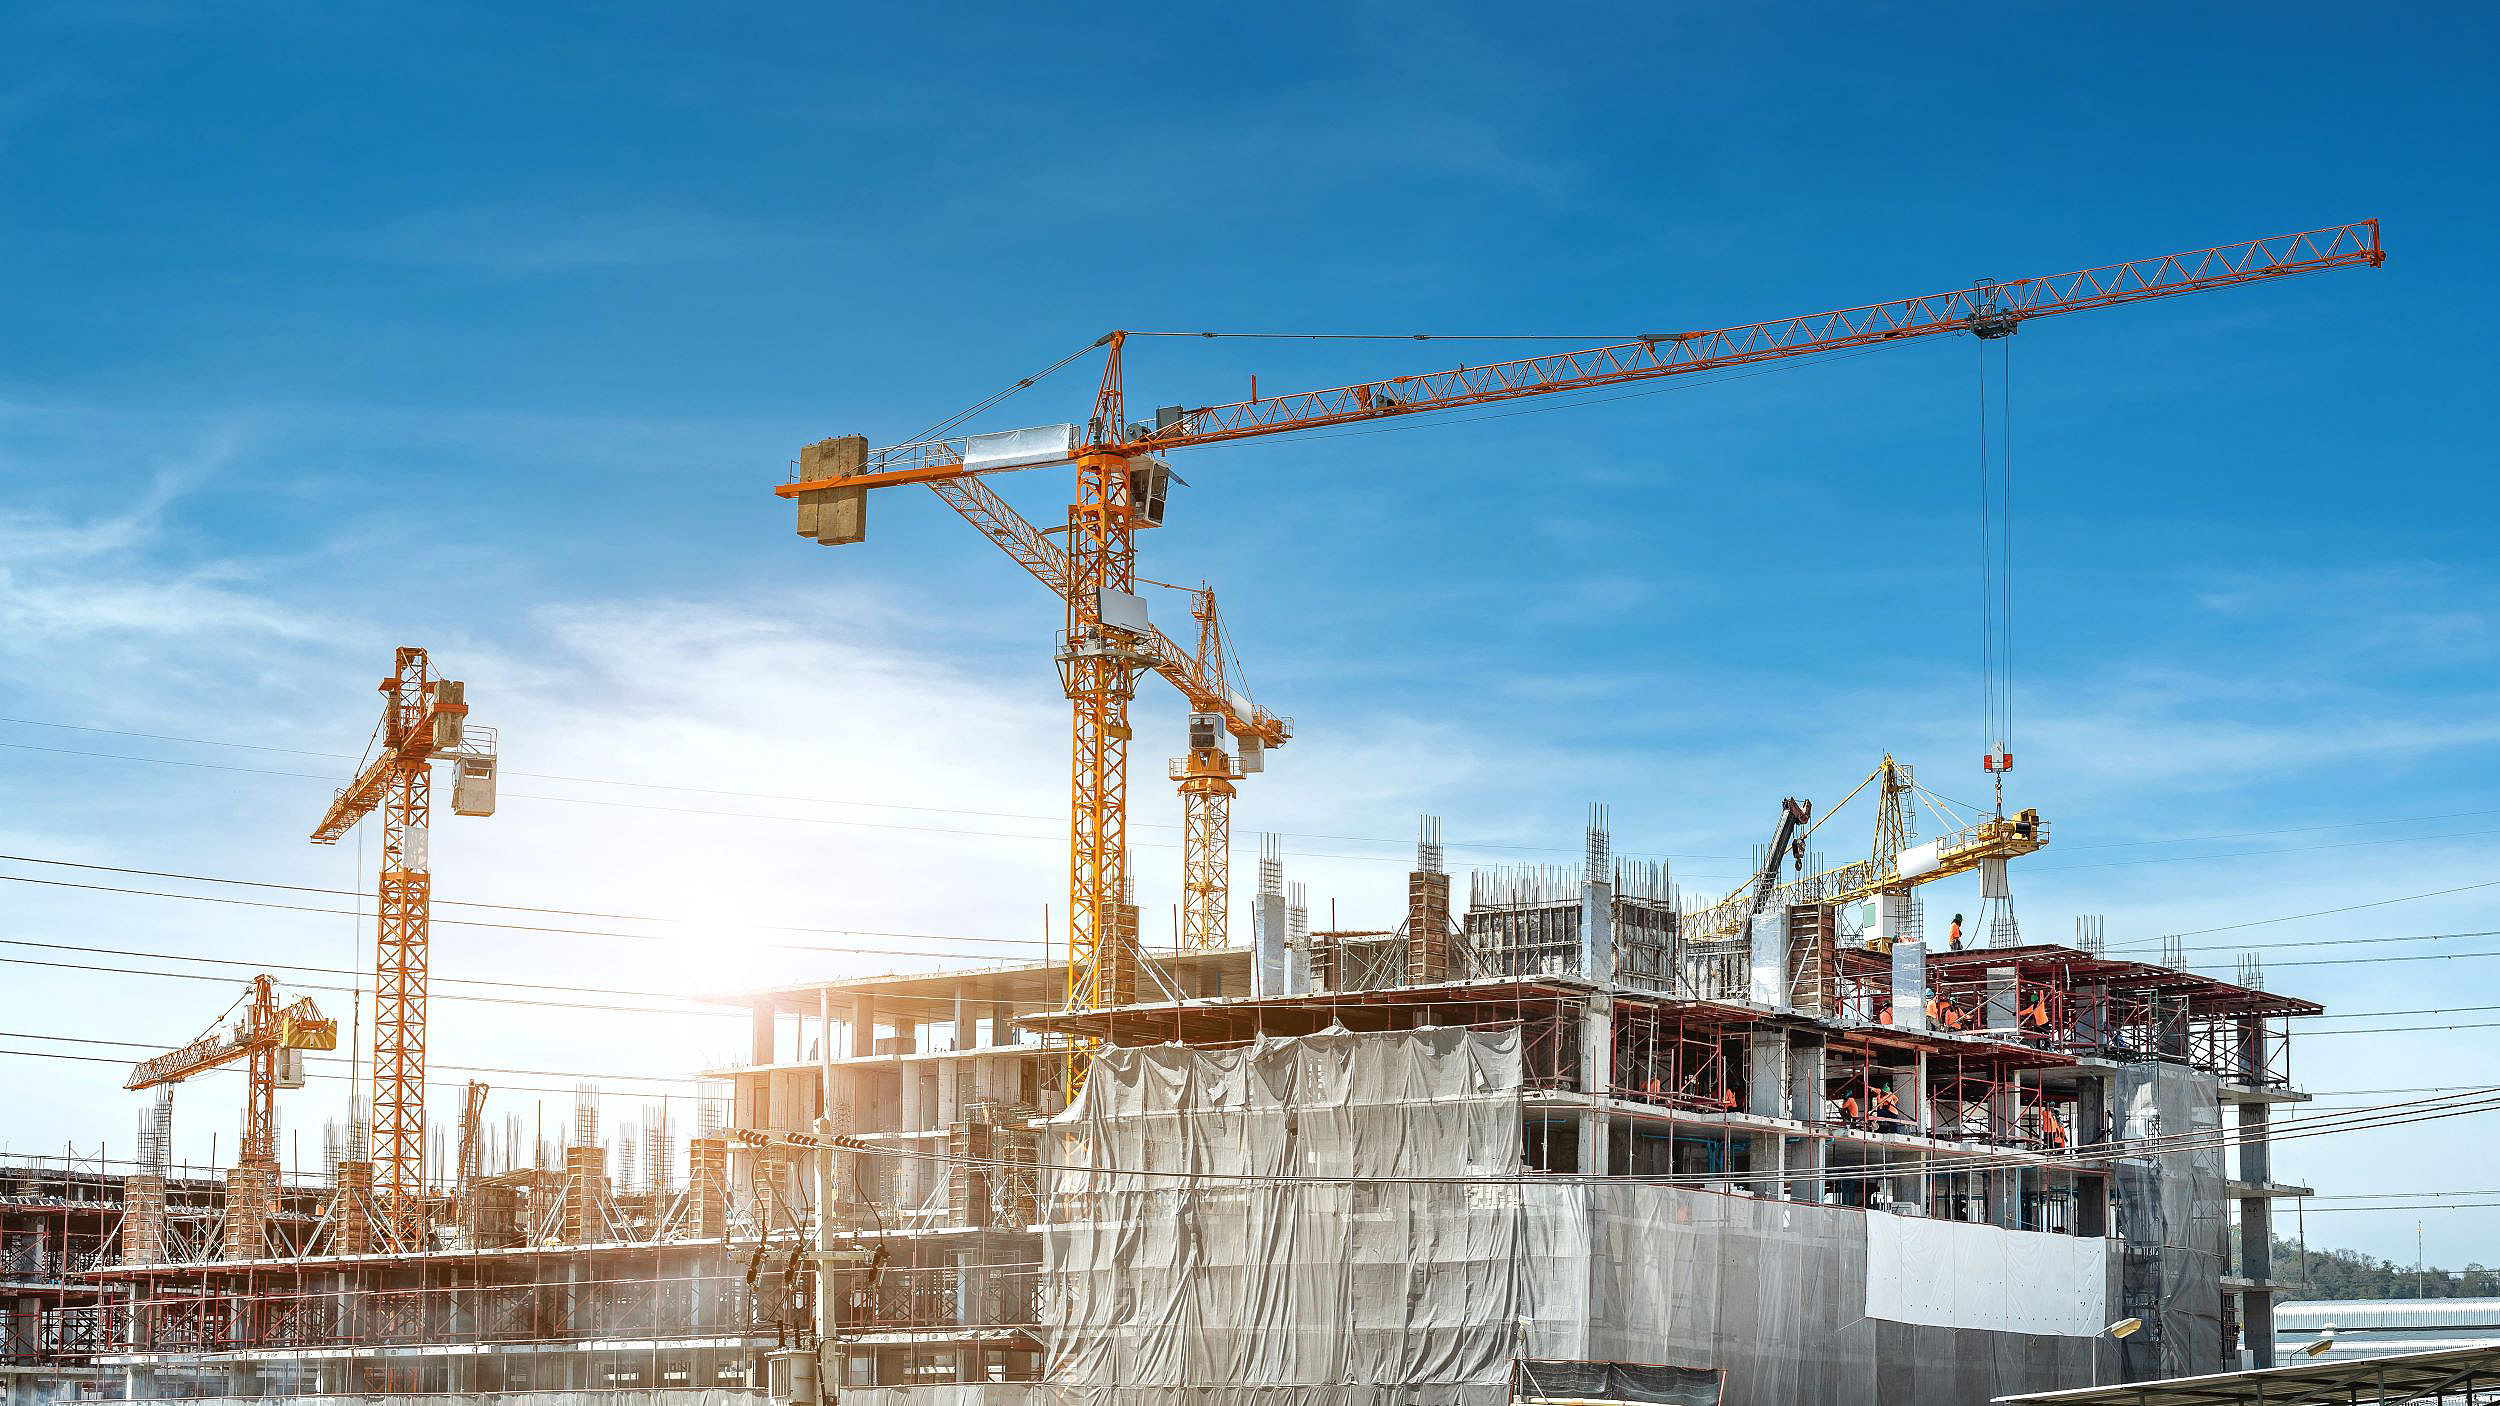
1977;327;2016;812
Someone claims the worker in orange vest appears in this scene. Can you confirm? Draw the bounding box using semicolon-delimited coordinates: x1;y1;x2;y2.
1948;913;1965;950
2019;988;2055;1036
2041;1105;2070;1150
1926;989;1969;1031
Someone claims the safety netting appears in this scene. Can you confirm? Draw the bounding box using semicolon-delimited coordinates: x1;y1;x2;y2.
2112;1062;2227;1381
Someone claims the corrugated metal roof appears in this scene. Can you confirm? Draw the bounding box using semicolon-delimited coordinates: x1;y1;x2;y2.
2277;1298;2500;1331
1994;1343;2500;1405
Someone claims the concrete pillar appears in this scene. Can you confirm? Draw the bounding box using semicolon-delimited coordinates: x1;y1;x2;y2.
119;1174;165;1264
223;1158;278;1259
1787;1038;1826;1203
2238;1102;2272;1184
1255;891;1292;996
332;1162;373;1255
688;1138;728;1237
1581;995;1614;1098
1577;1110;1609;1178
1745;1032;1786;1117
1786;1037;1824;1123
898;1071;924;1206
851;996;878;1058
1580;883;1614;984
750;1000;776;1065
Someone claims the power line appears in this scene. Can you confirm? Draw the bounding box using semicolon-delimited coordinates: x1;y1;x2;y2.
12;718;2500;879
2129;877;2500;945
0;954;736;1019
0;852;1042;949
0;934;1066;1014
0;1029;711;1088
0;936;731;1005
0;871;1047;962
0;1045;717;1102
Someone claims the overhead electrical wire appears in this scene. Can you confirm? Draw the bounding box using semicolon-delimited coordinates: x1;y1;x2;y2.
0;852;1040;948
734;1080;2500;1193
0;871;1044;960
0;1029;709;1089
0;1045;716;1103
0;954;731;1018
0;933;1066;1014
7;717;2496;877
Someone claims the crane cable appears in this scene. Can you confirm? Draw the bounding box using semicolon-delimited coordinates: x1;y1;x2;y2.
1977;334;2015;804
1973;333;2018;947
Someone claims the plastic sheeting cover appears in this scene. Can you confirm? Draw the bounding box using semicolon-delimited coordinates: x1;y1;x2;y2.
2112;1062;2227;1381
1044;1027;1524;1404
1864;1214;2107;1335
1044;1027;2114;1406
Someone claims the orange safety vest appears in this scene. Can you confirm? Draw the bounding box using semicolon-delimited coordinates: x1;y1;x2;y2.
2042;1107;2069;1149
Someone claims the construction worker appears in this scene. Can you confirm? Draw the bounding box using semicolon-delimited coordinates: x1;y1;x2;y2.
2040;1104;2070;1151
2018;986;2056;1038
1948;913;1965;950
1926;988;1969;1031
1870;1084;1910;1134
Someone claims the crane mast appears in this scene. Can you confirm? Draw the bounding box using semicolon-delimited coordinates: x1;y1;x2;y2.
779;219;2383;1083
309;647;497;1243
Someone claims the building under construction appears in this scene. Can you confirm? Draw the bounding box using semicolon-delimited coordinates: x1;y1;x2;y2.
8;803;2319;1406
5;222;2387;1406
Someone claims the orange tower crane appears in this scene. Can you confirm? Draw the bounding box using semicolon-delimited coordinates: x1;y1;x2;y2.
125;975;336;1256
124;975;338;1165
309;647;498;1241
778;220;2384;1081
789;429;1287;1077
1172;586;1264;950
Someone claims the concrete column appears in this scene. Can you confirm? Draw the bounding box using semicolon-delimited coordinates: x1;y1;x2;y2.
1786;1037;1824;1123
2238;1103;2272;1184
750;1001;776;1065
1577;1110;1609;1178
1255;892;1292;995
1580;995;1614;1098
851;996;878;1058
898;1071;925;1207
1580;883;1614;984
1745;1032;1786;1118
1787;1038;1826;1203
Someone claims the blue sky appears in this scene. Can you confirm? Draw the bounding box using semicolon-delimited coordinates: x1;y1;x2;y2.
2;3;2495;1264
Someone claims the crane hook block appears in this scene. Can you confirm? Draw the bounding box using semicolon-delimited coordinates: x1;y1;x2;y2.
796;436;870;546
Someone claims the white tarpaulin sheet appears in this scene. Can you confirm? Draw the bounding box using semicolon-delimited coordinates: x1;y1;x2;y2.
1864;1214;2106;1336
1043;1027;1525;1403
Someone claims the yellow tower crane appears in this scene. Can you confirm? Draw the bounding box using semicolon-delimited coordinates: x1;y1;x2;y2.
778;221;2381;1091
